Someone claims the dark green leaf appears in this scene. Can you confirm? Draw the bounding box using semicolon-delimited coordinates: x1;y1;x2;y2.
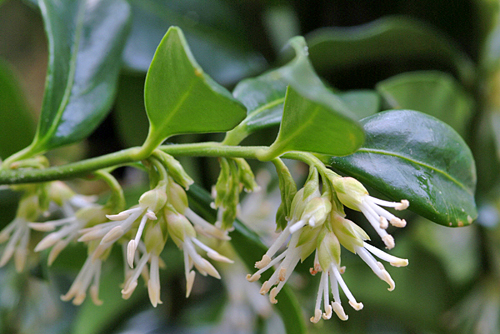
123;0;265;85
23;0;131;157
306;16;475;87
261;37;364;159
142;26;246;152
325;110;477;227
376;71;473;135
186;184;307;334
0;59;35;159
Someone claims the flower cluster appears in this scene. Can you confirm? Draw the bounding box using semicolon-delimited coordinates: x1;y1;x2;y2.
247;169;409;322
0;150;411;326
0;155;236;308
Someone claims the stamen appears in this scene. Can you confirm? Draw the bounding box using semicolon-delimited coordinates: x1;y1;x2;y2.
363;242;409;267
332;266;363;311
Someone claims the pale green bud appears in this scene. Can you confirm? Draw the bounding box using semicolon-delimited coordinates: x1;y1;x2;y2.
165;209;195;246
162;154;194;190
300;196;332;228
139;188;167;212
75;205;110;227
144;222;166;255
17;194;40;221
297;225;322;262
48;181;75;207
214;158;231;207
331;177;368;211
303;168;319;199
330;212;367;253
275;160;297;223
317;230;341;272
167;179;188;213
235;158;259;192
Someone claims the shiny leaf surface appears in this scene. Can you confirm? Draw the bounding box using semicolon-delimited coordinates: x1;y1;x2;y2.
326;110;477;227
27;0;131;155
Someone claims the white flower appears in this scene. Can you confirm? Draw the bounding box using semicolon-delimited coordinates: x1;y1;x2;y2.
0;217;31;272
165;209;233;297
60;253;103;306
0;194;40;272
30;205;108;265
246;225;305;304
332;177;409;249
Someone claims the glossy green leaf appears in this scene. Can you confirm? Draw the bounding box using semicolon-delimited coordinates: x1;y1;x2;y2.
306;16;475;87
376;71;473;135
19;0;130;158
142;26;246;153
186;184;307;334
123;0;265;85
260;37;364;159
0;59;35;159
223;68;288;144
325;110;477;227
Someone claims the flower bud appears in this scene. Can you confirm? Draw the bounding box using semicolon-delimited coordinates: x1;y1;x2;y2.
330;213;367;253
144;222;166;255
235;158;259;192
75;205;109;227
139;188;167;212
17;194;40;221
165;209;195;246
214;158;231;207
331;177;368;211
167;179;188;213
317;231;341;272
48;181;75;207
162;154;194;190
300;196;332;228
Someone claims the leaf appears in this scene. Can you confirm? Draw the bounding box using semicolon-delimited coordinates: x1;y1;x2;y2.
186;184;307;334
22;0;131;158
266;86;364;158
224;67;288;144
306;16;475;87
142;26;247;153
339;90;380;120
0;59;36;159
123;0;265;85
325;110;477;227
261;37;365;159
376;71;473;135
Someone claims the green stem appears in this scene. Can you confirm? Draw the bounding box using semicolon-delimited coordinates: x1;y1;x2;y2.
94;170;125;212
0;141;334;185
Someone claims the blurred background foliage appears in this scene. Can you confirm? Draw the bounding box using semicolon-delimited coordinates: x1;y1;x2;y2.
0;0;499;333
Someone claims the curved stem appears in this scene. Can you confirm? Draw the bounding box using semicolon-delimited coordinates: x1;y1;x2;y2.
0;141;334;185
94;170;125;212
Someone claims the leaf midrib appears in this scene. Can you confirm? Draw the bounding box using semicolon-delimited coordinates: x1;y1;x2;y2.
356;147;474;195
149;76;199;138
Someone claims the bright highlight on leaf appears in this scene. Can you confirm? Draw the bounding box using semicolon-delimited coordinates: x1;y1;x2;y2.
142;26;247;155
326;110;477;227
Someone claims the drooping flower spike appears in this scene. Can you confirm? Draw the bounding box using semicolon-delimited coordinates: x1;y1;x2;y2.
247;166;410;322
